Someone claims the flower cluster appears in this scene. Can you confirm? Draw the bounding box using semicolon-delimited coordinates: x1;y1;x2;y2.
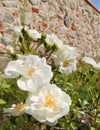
3;26;99;126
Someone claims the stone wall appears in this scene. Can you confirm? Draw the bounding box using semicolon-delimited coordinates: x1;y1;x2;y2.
0;0;100;59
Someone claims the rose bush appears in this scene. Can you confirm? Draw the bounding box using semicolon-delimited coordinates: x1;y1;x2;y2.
0;26;99;129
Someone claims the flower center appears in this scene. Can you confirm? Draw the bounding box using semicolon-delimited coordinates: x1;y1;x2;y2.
63;59;72;68
15;103;27;111
44;94;57;109
27;67;37;78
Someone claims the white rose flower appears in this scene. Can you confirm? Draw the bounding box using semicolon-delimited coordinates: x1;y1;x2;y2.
3;102;27;116
14;26;28;36
46;34;63;49
82;56;100;70
55;44;77;56
54;48;79;75
14;26;41;40
26;83;72;126
5;55;53;92
28;29;41;40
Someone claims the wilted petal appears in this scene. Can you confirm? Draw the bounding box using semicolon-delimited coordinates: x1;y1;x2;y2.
3;103;27;116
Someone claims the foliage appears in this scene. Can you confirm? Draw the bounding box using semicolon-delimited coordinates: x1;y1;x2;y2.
0;27;100;130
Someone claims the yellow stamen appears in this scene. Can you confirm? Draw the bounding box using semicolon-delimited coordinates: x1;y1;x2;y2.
63;59;72;68
15;103;27;111
44;94;57;108
27;67;37;78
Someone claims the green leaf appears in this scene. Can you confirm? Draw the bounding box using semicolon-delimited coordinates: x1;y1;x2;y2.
19;35;23;43
91;127;95;130
97;126;100;130
1;82;10;89
0;99;6;104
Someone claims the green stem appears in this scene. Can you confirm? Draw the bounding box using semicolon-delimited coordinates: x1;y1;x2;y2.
94;92;100;127
46;51;54;62
21;0;27;26
46;125;51;130
32;43;41;54
9;90;20;102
